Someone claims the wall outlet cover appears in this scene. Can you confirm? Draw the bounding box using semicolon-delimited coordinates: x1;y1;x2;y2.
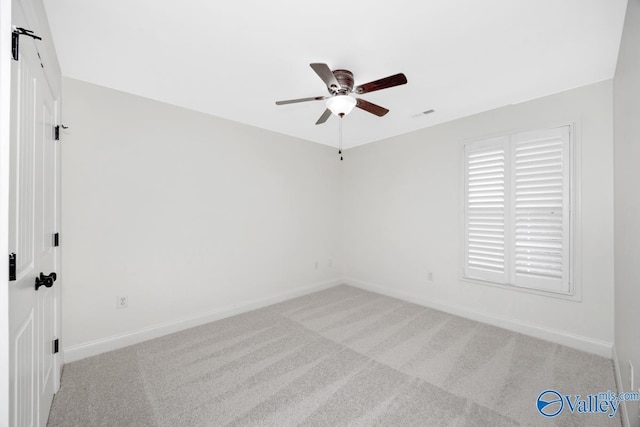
117;295;128;309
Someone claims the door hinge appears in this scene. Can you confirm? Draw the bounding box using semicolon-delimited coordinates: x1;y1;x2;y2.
12;27;42;61
54;125;68;141
9;253;16;281
53;233;59;247
53;339;59;354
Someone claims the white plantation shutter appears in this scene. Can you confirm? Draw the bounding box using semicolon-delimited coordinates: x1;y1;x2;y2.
464;137;508;284
511;127;570;293
463;126;572;295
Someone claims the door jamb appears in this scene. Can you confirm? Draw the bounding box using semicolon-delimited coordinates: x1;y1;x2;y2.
1;0;15;424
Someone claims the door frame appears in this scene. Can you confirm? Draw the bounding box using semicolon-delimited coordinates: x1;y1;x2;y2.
1;0;15;424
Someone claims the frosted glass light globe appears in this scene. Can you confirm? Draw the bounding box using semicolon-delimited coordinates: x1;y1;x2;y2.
326;95;356;116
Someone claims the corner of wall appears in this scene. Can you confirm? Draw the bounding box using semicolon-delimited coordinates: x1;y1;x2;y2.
613;346;632;427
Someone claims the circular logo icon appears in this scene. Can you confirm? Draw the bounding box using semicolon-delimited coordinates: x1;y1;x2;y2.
537;390;563;417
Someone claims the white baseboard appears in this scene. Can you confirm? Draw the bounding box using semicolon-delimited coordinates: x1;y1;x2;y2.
63;279;342;363
345;277;613;358
613;346;631;427
65;277;614;363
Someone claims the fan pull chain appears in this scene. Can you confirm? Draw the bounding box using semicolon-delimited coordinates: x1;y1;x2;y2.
338;113;344;161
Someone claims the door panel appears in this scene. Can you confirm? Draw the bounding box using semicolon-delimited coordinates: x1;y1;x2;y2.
14;40;36;280
14;310;34;427
41;97;55;254
38;286;55;420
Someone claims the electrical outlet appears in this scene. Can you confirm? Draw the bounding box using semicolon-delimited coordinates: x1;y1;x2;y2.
427;271;434;282
117;295;128;309
315;261;319;270
328;258;333;268
630;361;635;391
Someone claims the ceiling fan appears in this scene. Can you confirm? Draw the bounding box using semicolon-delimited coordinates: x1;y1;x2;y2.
275;63;408;125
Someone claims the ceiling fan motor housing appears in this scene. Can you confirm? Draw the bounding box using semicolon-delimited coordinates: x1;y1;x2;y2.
330;69;354;95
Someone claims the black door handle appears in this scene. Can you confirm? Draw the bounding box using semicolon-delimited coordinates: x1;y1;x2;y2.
35;272;57;291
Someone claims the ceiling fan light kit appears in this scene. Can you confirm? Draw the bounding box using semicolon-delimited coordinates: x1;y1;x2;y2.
327;95;357;116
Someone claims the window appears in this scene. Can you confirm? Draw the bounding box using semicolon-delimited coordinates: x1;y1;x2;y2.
462;125;573;295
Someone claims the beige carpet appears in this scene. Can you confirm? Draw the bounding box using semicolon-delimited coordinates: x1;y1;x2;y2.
48;285;621;426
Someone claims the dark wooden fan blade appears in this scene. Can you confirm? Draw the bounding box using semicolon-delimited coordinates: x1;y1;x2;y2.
315;108;332;125
356;98;389;117
310;63;340;90
354;73;407;95
276;96;327;105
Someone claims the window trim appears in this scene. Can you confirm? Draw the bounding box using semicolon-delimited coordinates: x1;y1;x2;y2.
458;121;582;302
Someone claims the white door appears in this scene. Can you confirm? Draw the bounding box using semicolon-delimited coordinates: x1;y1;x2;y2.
9;1;61;425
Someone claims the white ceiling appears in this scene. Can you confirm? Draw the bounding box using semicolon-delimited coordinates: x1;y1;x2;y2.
43;0;627;149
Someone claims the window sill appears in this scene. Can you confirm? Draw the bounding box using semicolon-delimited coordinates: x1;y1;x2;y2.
460;276;581;302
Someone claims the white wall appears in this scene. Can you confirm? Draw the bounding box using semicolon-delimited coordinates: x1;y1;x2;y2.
61;78;342;359
343;80;615;356
62;76;617;362
614;0;640;425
